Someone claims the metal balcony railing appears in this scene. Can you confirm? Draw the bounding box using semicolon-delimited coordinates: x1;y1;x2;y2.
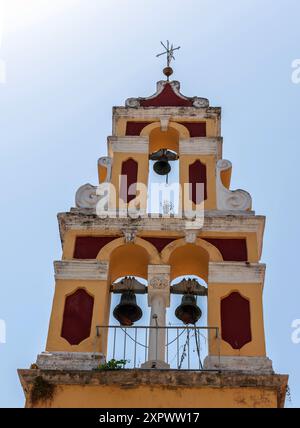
95;325;220;370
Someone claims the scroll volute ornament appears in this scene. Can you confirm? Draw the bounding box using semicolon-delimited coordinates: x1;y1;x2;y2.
216;160;252;211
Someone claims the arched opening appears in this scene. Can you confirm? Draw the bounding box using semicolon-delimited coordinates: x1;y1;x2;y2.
149;127;179;154
148;127;180;215
168;243;209;282
106;274;150;368
163;243;210;368
109;243;149;283
166;275;208;369
107;243;151;367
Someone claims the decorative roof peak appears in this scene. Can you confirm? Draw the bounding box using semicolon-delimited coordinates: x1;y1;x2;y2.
125;80;209;109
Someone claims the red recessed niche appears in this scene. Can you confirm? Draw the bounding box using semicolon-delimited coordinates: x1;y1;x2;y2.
189;160;207;203
126;121;153;136
74;236;117;259
221;292;252;350
61;289;94;346
120;158;138;203
204;238;248;262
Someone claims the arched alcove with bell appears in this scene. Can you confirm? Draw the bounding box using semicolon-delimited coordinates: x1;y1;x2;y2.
107;276;150;368
147;126;180;215
168;275;208;370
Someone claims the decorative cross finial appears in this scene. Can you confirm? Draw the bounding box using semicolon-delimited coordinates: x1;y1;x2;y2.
156;40;180;80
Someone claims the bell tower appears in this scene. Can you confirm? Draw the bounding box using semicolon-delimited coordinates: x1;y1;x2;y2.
18;45;288;408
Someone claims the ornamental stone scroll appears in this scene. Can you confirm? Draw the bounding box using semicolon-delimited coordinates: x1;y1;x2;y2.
216;159;252;211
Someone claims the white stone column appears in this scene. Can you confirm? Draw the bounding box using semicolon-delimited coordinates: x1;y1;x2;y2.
142;265;170;369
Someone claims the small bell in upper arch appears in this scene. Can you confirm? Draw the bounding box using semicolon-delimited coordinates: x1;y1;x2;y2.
150;149;179;176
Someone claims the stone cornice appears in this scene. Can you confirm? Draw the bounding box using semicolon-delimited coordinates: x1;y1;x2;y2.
57;211;265;259
208;262;266;284
112;106;221;134
54;260;109;281
58;211;264;238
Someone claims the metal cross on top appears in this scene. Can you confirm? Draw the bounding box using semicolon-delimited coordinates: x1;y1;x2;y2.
156;40;180;80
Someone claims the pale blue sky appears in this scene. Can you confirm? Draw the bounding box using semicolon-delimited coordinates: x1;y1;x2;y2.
0;0;300;407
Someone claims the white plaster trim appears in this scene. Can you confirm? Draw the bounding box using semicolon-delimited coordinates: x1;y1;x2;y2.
36;352;105;371
203;356;274;374
54;260;109;281
208;262;265;284
108;136;149;154
179;137;222;158
216;160;252;211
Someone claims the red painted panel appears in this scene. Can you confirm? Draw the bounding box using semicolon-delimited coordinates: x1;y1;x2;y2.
141;84;193;107
221;292;252;350
126;121;152;136
204;238;248;262
189;160;207;203
74;236;117;259
61;289;94;346
178;122;206;137
143;237;177;253
120;158;138;203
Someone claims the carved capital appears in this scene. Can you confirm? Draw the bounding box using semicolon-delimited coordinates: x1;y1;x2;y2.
147;265;170;306
185;230;198;243
149;276;169;290
122;229;137;244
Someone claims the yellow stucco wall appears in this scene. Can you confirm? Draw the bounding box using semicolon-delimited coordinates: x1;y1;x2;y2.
27;384;278;408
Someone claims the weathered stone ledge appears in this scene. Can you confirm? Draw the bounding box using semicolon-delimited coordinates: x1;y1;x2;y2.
18;369;288;408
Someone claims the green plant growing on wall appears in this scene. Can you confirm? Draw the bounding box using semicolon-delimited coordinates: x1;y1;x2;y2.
30;376;56;405
96;359;127;371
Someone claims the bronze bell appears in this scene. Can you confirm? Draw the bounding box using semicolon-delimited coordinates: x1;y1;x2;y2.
175;294;202;325
153;159;171;176
150;149;179;176
113;291;143;326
